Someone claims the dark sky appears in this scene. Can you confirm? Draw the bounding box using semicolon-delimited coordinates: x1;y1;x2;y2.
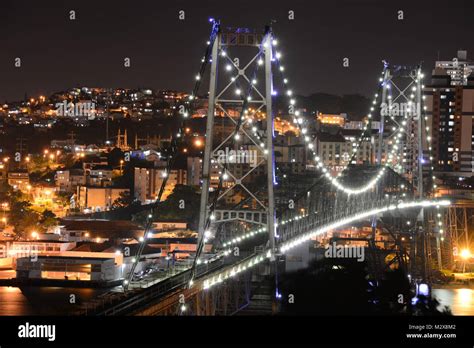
1;0;473;102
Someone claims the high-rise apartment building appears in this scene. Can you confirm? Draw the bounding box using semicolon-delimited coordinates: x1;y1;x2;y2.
424;50;474;177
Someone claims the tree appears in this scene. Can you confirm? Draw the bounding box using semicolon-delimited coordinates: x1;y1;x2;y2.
112;191;134;209
107;147;124;167
56;191;72;211
9;200;40;238
40;209;58;230
133;185;201;229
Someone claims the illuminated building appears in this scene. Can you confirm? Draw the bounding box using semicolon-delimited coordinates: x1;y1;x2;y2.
317;113;347;127
424;50;474;177
76;186;130;212
134;167;187;203
7;170;30;191
316;133;372;174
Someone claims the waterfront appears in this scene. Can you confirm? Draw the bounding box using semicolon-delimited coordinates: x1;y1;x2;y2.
0;285;472;316
433;288;474;316
0;285;110;315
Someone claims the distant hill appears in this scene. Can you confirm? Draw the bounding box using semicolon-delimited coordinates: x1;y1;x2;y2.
275;93;370;121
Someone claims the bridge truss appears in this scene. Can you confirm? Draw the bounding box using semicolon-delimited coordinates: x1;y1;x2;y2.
103;20;454;315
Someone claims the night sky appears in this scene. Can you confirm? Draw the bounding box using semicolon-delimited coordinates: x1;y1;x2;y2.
1;0;473;102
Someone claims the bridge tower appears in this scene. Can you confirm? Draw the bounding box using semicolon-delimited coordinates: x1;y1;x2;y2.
195;24;278;267
378;64;434;279
378;64;425;193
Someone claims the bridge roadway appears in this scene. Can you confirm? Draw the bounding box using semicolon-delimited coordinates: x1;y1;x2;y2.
77;198;448;315
79;252;259;316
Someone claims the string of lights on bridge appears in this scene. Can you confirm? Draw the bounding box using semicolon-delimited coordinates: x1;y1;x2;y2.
217;37;409;251
126;20;222;288
414;70;446;241
191;24;276;277
202;199;450;291
271;39;407;195
217;69;443;262
189;27;447;286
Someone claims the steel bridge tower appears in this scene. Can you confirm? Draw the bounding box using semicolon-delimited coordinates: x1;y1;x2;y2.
377;64;434;279
196;24;278;265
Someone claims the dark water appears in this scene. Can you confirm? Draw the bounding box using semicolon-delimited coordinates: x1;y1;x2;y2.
0;286;110;315
1;285;473;316
432;288;474;316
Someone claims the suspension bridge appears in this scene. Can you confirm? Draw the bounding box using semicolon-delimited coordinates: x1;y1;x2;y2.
77;20;457;316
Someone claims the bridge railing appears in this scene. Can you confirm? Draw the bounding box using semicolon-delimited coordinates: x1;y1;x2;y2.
83;253;254;316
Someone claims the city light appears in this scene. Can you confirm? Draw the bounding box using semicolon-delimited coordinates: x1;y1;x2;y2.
0;11;472;321
460;249;472;260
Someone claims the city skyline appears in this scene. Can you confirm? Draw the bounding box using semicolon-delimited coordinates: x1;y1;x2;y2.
0;2;473;344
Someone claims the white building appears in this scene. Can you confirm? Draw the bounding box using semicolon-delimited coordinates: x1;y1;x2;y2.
134;167;186;203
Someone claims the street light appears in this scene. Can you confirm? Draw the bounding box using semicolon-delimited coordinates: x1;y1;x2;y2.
120;160;124;175
460;249;471;273
460;249;471;260
1;202;8;226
